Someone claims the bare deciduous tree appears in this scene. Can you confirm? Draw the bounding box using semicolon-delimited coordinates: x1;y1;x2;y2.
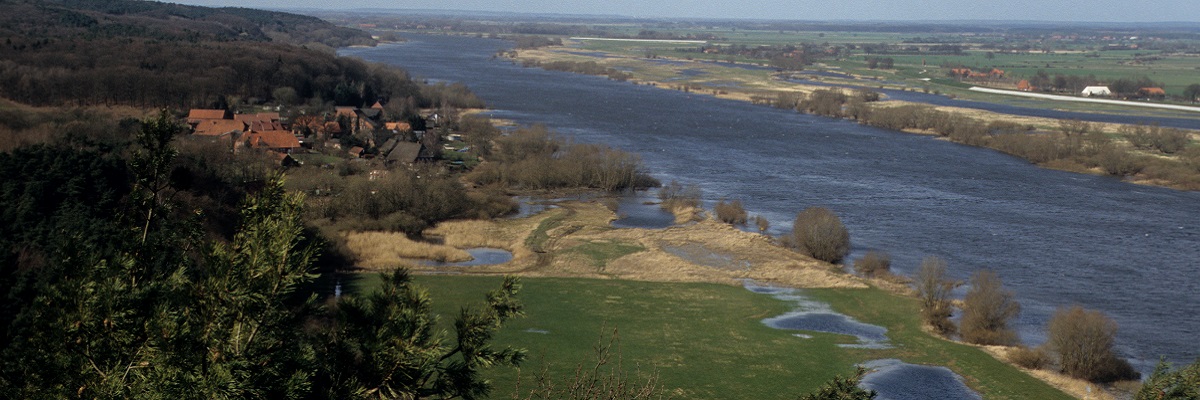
914;256;957;335
960;270;1021;345
1047;305;1139;383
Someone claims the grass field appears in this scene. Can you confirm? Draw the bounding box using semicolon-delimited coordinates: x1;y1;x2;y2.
347;274;1074;399
563;26;1200;103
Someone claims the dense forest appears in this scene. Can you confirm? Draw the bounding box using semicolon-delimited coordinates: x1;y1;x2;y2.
0;0;374;47
0;0;395;109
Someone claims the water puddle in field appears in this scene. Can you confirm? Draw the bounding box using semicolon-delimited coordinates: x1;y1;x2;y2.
420;248;513;266
859;359;982;400
610;191;676;229
748;282;891;349
663;244;751;271
511;196;560;218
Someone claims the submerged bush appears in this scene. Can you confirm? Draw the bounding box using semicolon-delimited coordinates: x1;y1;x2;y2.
852;251;891;278
658;180;702;211
714;199;748;225
1047;305;1140;383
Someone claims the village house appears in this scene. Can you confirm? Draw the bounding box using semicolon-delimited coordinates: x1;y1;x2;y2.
187;108;300;158
1138;87;1166;99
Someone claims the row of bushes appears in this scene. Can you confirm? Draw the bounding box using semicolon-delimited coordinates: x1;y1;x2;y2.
466;125;658;191
287;165;517;238
782;88;1199;189
522;60;632;81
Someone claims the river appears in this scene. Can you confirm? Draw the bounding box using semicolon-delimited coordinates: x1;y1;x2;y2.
340;34;1200;373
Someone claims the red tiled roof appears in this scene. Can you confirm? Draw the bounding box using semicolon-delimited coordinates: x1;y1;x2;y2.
188;109;228;122
1140;87;1166;95
192;119;245;136
247;130;301;150
246;120;285;133
385;122;412;132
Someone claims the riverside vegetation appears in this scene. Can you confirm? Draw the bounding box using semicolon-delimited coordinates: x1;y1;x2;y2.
3;2;1198;398
484;28;1200;191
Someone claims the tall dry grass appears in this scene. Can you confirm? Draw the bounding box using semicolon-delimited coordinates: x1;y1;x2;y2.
343;231;472;268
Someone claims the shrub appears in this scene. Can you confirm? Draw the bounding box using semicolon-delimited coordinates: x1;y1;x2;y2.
960;270;1021;346
790;207;850;263
1047;305;1141;383
914;256;957;335
1008;346;1051;370
1093;145;1146;176
753;215;770;233
852;251;891;278
1125;124;1192;154
714;199;748;225
799;89;848;117
658;180;702;211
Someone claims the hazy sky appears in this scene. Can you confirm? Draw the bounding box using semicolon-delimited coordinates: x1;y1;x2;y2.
170;0;1200;22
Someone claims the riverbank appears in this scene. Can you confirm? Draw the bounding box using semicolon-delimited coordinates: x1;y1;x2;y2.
346;200;862;289
342;198;1130;399
505;44;1200;191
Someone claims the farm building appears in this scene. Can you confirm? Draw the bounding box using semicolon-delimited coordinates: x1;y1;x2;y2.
1081;86;1112;97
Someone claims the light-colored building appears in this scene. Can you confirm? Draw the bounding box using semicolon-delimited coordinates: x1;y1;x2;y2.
1081;86;1112;97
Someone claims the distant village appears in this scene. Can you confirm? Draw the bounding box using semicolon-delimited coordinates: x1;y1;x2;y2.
186;101;452;168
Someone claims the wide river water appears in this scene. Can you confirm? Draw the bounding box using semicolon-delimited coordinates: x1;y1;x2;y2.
341;34;1199;372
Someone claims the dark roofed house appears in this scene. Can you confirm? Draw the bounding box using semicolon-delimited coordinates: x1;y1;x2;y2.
386;142;423;165
268;152;300;167
379;138;398;154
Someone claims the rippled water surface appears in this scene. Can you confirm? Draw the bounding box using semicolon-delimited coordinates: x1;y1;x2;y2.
341;34;1200;371
421;248;513;266
751;282;892;349
860;359;982;400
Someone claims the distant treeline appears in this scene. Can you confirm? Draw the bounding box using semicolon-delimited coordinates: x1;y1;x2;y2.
0;0;373;47
0;37;421;109
780;88;1200;190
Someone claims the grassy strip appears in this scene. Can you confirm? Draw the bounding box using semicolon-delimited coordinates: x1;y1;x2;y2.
565;240;646;269
524;208;570;252
348;274;1073;399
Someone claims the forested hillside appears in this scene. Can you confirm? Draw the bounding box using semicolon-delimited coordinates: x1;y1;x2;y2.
0;0;373;46
0;0;391;108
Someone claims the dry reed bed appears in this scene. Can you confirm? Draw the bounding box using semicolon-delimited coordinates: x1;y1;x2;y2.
343;231;472;268
366;200;865;289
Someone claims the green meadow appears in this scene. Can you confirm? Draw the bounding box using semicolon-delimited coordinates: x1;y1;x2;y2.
563;29;1200;119
348;274;1073;399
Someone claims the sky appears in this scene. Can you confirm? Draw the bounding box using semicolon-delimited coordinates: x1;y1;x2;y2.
170;0;1200;23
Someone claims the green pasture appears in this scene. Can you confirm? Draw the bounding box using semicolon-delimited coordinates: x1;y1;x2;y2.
567;26;1200;99
347;274;1073;399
